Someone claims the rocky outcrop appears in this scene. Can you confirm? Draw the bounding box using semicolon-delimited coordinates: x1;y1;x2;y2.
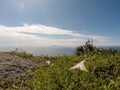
0;52;41;89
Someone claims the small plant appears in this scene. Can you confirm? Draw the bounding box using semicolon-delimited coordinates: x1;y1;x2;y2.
75;39;96;56
18;51;33;58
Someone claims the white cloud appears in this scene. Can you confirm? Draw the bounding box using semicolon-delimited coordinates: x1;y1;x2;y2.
0;24;113;47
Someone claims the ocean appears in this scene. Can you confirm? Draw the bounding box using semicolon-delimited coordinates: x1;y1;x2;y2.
0;46;120;56
0;46;76;56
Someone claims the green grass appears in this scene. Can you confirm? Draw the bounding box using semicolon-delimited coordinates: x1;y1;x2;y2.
7;53;120;90
9;51;33;58
2;44;120;90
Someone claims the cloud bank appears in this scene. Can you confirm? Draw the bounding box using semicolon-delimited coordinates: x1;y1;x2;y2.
0;24;111;47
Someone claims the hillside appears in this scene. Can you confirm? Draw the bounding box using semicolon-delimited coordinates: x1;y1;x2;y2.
0;46;120;90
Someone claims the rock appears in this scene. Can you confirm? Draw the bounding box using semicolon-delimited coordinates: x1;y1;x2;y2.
0;52;41;89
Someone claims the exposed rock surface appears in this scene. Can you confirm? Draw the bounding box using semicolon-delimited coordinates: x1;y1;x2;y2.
0;52;41;89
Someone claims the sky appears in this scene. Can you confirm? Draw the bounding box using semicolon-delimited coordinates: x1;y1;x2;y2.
0;0;120;47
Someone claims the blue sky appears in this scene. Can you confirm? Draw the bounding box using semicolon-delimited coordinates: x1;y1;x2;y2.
0;0;120;47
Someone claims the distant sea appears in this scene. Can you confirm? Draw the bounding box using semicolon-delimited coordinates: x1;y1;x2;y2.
0;46;76;56
98;46;120;50
0;46;120;56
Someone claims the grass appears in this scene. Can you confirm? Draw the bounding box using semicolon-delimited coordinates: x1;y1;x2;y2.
1;43;120;90
31;55;120;90
6;52;120;90
9;51;33;58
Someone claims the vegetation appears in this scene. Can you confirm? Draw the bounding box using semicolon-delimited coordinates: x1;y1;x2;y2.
0;40;120;90
9;50;33;58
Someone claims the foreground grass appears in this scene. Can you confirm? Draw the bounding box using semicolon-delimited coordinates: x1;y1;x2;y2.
6;51;120;90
